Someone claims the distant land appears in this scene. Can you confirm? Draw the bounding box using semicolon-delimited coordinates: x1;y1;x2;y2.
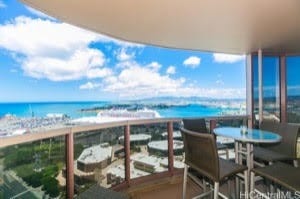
0;96;245;104
0;96;246;119
80;96;246;113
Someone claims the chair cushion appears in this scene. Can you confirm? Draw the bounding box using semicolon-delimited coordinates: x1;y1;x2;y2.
252;162;300;192
254;146;292;162
219;158;247;182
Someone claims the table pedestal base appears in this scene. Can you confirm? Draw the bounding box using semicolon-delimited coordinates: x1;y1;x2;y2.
234;141;253;197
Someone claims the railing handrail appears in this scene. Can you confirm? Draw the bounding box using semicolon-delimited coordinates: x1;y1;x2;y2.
0;115;250;148
0;114;250;198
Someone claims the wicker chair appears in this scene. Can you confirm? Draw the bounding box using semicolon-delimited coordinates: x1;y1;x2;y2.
183;118;229;159
259;120;281;133
254;121;299;167
251;162;300;193
181;128;248;199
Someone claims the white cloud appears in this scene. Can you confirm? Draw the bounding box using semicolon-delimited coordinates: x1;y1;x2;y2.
213;53;245;63
21;47;108;81
0;0;6;8
108;38;144;48
147;62;161;71
166;66;176;75
86;68;113;79
215;74;224;85
97;61;244;99
116;48;135;61
287;85;300;91
101;61;187;98
0;16;245;99
0;16;142;81
216;80;224;85
196;88;245;99
183;56;201;68
25;6;55;20
79;82;101;90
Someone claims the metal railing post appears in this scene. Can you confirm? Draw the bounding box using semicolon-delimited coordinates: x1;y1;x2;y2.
124;124;131;184
247;117;253;128
65;130;74;198
210;119;217;133
258;49;263;126
246;54;254;128
280;55;287;123
167;121;174;174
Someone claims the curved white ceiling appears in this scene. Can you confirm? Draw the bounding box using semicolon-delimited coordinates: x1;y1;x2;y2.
21;0;300;54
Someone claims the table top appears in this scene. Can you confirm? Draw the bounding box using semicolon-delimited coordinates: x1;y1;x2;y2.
213;127;282;143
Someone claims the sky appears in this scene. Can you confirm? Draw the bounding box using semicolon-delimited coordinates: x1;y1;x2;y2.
0;0;246;102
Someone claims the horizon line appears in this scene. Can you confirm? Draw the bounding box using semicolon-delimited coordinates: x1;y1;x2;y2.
0;98;247;104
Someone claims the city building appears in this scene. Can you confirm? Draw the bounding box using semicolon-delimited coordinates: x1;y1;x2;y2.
148;140;184;156
162;131;182;140
118;134;151;146
77;143;112;172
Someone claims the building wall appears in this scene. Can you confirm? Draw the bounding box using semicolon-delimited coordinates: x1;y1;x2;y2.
77;158;111;172
107;173;123;185
133;161;155;173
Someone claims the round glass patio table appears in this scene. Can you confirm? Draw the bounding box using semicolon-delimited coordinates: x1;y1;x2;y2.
213;127;282;144
213;127;281;188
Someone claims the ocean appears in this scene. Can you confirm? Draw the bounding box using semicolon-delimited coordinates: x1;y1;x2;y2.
0;101;233;119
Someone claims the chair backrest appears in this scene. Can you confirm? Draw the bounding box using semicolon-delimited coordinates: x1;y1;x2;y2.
182;118;209;134
260;120;284;148
260;120;282;135
180;128;220;182
269;123;300;158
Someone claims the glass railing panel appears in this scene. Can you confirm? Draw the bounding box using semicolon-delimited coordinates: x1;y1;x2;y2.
74;127;125;196
172;122;184;171
215;118;246;128
0;136;66;198
129;123;168;179
213;118;248;159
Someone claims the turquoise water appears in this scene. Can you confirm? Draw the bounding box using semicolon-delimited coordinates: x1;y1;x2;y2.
0;102;225;119
158;104;221;118
0;102;107;118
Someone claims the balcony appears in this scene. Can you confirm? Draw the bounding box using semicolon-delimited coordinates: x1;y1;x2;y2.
0;114;298;198
1;112;299;198
1;0;300;198
0;115;253;198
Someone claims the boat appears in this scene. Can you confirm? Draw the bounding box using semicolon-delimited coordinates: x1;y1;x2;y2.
97;108;160;119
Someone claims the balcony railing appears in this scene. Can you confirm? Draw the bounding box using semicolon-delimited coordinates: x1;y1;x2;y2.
0;115;250;198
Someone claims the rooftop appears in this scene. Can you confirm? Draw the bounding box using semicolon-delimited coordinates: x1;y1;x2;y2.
148;140;183;151
107;164;150;179
162;131;181;139
119;134;151;142
77;143;112;164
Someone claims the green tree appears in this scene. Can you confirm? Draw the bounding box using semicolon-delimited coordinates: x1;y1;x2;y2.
41;176;60;197
4;147;33;168
29;172;43;187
